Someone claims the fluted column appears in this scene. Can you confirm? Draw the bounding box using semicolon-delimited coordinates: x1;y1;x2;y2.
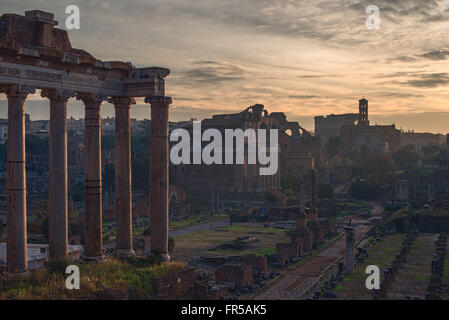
42;89;74;259
145;96;172;260
109;96;136;257
77;93;106;260
1;84;35;273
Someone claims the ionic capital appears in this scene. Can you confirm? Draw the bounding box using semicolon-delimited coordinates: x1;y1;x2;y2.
76;92;108;108
41;89;76;102
144;96;172;106
0;84;36;98
108;96;136;108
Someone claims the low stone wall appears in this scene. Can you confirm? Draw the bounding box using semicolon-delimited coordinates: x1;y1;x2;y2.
240;254;268;274
153;267;195;299
418;215;449;233
215;263;252;288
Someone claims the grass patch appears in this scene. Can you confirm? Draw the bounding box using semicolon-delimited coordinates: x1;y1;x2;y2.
0;258;186;300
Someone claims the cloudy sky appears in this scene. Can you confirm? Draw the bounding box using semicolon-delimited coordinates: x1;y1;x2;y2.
1;0;449;133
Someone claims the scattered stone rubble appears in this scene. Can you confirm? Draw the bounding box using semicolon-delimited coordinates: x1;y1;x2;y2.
373;232;417;299
426;232;448;300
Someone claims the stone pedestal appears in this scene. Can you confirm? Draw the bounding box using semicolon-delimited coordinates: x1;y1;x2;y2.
3;85;34;273
77;93;105;259
146;96;172;261
110;97;136;257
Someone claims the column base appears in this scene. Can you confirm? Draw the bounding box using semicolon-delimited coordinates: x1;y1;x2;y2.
150;252;171;262
82;255;105;263
115;249;135;257
160;253;171;262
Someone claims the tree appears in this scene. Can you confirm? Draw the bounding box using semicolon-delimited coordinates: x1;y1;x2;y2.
26;134;48;155
422;145;440;157
102;163;115;192
362;153;395;185
132;156;150;191
326;135;343;157
101;134;115;150
168;237;175;253
318;184;334;199
392;148;420;168
350;179;379;200
0;142;6;160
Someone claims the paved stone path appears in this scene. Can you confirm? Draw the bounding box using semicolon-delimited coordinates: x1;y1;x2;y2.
254;224;371;300
388;234;438;299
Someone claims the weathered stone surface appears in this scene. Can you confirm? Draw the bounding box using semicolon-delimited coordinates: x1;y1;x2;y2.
147;96;172;259
153;267;195;299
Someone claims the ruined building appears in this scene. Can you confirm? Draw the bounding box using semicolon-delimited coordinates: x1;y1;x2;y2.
316;99;402;155
172;104;314;201
400;131;447;153
339;99;401;154
275;170;334;259
0;10;173;272
314;113;358;149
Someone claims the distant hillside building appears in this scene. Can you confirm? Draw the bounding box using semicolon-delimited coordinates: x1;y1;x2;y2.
315;99;400;154
0;119;7;144
339;98;401;154
352;128;388;154
400;131;447;153
314;113;358;149
358;98;369;126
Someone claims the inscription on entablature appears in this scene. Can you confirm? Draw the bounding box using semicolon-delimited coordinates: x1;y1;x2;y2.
103;80;125;90
125;82;156;97
0;67;21;77
68;74;98;86
25;70;63;82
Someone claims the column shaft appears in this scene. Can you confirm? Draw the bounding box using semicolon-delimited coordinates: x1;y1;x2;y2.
147;96;172;259
6;91;28;273
47;93;69;258
79;94;103;259
111;97;135;256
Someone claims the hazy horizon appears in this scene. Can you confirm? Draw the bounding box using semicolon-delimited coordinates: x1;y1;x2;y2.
1;1;449;134
0;98;447;134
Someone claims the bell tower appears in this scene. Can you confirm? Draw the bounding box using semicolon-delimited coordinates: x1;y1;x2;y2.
358;98;369;126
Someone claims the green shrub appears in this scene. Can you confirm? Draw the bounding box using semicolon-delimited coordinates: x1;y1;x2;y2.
46;257;73;275
168;237;175;253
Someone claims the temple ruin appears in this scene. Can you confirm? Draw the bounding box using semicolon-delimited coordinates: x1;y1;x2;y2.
0;10;173;273
172;104;314;200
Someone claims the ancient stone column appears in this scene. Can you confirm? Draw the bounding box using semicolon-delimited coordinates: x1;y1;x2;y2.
42;89;74;259
311;169;317;211
345;224;355;274
2;84;35;273
109;96;136;257
77;93;106;260
145;96;172;261
256;163;262;192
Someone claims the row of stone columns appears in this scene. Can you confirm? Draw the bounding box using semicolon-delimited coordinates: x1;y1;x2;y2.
2;83;172;273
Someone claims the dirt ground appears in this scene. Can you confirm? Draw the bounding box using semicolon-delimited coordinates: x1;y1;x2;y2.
171;224;290;261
